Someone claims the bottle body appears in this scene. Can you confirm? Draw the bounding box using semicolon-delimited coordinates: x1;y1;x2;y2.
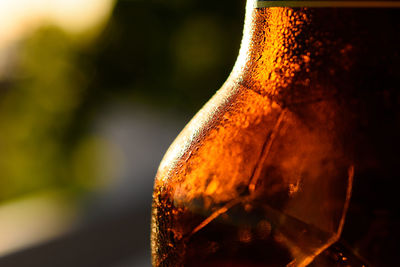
152;5;400;267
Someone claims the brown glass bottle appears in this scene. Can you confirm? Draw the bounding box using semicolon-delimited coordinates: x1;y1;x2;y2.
151;1;400;266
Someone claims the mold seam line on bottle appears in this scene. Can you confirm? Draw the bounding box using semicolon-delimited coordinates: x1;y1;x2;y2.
300;165;355;267
248;109;287;194
338;166;354;236
188;199;242;237
255;1;400;8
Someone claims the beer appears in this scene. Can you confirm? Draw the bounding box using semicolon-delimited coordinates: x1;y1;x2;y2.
152;1;400;266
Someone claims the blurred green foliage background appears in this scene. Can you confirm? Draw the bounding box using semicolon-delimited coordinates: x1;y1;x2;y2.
0;0;244;204
0;0;245;264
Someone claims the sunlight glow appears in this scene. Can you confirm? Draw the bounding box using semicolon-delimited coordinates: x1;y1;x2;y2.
0;0;115;50
0;191;77;256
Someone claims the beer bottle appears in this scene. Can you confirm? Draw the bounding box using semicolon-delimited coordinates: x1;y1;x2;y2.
151;0;400;266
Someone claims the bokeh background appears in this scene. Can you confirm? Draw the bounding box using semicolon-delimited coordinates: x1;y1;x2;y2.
0;0;244;266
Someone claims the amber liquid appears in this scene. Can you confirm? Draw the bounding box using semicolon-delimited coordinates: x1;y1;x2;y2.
152;7;400;267
154;195;335;266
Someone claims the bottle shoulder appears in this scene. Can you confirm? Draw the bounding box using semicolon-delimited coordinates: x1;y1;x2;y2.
155;79;281;187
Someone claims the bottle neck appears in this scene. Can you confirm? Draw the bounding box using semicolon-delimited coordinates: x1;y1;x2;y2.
230;2;400;109
230;2;313;106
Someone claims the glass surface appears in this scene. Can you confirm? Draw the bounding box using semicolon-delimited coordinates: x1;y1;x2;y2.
152;3;400;266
